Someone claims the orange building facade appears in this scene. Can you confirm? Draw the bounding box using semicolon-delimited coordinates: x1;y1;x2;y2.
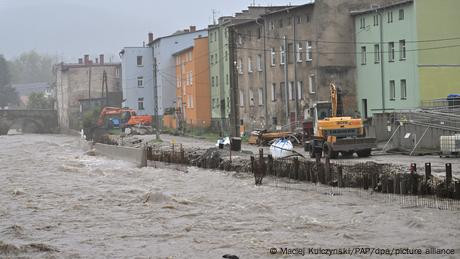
173;36;211;128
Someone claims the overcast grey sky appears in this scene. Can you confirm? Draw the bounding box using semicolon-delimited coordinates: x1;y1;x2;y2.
0;0;308;62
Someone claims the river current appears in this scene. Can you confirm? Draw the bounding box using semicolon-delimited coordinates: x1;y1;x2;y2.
0;134;459;258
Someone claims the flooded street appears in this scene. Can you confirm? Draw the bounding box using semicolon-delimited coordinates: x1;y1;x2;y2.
1;134;459;258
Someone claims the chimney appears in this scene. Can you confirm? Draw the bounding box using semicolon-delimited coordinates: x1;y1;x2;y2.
190;26;196;32
78;58;83;64
99;54;104;65
148;32;154;44
84;54;90;65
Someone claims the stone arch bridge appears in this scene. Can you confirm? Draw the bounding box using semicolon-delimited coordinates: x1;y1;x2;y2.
0;109;58;135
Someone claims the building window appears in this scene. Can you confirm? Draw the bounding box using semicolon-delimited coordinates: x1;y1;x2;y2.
248;57;253;73
306;15;310;23
137;56;143;66
287;43;293;64
399;9;404;20
309;74;316;94
297;81;303;100
211;76;214;87
296;42;303;62
271;83;276;101
360;17;365;29
399;40;406;60
258;88;263;105
280;45;285;65
189;71;193;85
389;80;395;100
257;26;262;39
239;90;244;107
289;81;294;100
256;54;262;71
271;48;276;66
388;42;395;62
138;98;144;110
306;41;312;61
249;89;254;106
269;21;274;30
373;15;379;26
210;55;214;65
238;34;242;45
177;76;181;88
137;76;143;87
215;75;218;87
188;95;193;108
361;46;367;65
374;44;380;63
400;79;407;100
214;54;217;63
225;51;228;61
238;59;243;74
297;16;302;24
115;68;120;78
226;74;229;85
388;11;393;23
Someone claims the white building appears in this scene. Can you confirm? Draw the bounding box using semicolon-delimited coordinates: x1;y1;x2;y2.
121;28;207;118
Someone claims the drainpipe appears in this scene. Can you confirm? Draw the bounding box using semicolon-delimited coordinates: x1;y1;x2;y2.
379;11;386;112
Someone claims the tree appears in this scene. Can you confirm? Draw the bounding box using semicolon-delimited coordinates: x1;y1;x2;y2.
8;51;57;84
27;92;53;109
0;55;19;109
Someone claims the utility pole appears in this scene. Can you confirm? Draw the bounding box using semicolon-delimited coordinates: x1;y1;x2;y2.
101;70;108;106
153;57;160;140
88;64;92;106
283;35;289;126
293;16;299;125
379;11;386;113
228;26;240;137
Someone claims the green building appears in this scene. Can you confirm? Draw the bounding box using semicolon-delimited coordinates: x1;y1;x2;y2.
208;18;232;132
352;0;460;117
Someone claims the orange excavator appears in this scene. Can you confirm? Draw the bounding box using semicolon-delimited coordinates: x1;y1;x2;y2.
96;107;152;131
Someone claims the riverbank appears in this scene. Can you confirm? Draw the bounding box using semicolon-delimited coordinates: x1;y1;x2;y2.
95;133;460;204
2;134;460;258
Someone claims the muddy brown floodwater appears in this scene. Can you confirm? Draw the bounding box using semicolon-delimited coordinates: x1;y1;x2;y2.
1;134;459;258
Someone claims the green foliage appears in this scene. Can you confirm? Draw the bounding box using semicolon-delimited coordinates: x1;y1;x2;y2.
0;54;19;108
8;50;57;84
82;107;102;129
27;92;53;109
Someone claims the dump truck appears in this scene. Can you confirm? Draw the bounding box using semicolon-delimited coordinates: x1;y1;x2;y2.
305;83;376;158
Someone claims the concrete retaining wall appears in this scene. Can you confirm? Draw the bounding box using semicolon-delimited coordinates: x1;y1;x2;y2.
80;139;146;167
94;143;146;167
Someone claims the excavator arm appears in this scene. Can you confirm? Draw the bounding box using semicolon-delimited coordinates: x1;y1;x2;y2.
329;83;337;118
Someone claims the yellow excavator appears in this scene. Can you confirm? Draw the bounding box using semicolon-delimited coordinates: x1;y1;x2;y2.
306;83;376;158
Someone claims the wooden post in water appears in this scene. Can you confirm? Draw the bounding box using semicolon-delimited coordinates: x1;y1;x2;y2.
268;154;274;176
294;157;299;180
394;174;400;194
363;173;369;190
446;163;452;186
337;165;343;187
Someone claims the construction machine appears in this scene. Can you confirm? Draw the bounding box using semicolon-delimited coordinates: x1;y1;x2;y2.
305;83;376;158
96;107;153;132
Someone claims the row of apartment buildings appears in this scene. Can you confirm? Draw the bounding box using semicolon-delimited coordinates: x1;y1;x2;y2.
118;0;459;135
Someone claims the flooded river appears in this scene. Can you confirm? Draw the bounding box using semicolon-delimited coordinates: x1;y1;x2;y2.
1;134;459;258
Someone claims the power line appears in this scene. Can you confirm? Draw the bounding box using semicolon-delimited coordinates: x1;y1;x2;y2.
234;43;460;56
236;31;460;45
